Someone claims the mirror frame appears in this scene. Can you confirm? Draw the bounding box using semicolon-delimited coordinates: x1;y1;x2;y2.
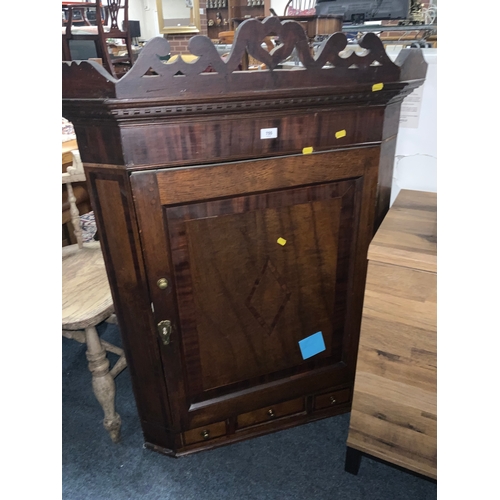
157;0;201;35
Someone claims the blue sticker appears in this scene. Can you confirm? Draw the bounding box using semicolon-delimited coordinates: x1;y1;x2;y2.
298;331;326;360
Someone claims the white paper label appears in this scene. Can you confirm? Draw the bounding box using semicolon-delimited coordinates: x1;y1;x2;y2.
399;85;424;129
260;128;278;139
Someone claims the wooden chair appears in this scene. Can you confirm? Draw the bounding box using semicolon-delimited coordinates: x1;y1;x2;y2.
62;150;127;442
284;0;317;16
62;139;91;246
62;1;133;78
283;0;328;50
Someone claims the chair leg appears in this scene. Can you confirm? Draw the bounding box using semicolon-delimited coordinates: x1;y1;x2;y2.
84;326;122;442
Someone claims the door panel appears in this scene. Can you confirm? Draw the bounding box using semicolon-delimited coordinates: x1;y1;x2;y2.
165;178;361;408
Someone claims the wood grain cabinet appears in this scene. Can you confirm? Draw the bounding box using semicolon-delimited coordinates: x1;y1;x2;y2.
62;19;427;456
345;189;437;480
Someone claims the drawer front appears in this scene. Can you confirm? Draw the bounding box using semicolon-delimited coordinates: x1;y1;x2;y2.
237;398;305;429
121;107;383;168
183;421;227;445
314;388;351;411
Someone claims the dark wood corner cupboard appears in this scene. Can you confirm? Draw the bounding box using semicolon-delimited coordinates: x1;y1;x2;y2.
62;19;427;457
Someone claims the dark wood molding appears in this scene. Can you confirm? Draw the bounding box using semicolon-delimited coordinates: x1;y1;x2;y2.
62;17;426;100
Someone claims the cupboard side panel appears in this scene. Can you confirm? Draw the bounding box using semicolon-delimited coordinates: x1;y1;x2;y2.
85;166;174;450
375;100;403;232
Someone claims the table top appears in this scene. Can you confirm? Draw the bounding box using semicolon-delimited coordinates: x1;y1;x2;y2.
368;189;437;273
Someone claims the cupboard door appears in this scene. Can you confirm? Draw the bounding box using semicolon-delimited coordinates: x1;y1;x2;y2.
165;179;361;416
131;148;378;430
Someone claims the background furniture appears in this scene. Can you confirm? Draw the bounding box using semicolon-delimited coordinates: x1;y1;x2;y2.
232;14;343;42
342;22;437;48
63;21;427;457
345;189;437;479
62;138;91;246
284;0;316;15
216;29;274;69
207;0;270;37
62;150;127;442
62;1;133;78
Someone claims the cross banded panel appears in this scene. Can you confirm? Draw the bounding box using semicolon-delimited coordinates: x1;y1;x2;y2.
165;177;360;404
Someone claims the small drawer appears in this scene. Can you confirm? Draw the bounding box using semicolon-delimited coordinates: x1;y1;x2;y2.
237;398;304;429
183;421;226;445
314;388;351;411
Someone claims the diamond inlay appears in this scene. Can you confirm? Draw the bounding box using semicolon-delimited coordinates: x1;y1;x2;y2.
245;258;291;335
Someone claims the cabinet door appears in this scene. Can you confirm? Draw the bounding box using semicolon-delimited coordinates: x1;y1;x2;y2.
131;148;378;430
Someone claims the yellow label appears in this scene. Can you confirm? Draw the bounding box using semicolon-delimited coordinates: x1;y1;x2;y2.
335;129;346;139
302;147;313;155
372;83;384;92
277;237;287;246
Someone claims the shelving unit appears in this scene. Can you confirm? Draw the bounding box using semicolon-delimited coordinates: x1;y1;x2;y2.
206;0;230;40
207;0;271;39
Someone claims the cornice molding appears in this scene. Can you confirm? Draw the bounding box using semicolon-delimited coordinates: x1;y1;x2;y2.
62;17;426;102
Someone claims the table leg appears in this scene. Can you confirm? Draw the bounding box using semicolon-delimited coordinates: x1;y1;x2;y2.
345;446;362;475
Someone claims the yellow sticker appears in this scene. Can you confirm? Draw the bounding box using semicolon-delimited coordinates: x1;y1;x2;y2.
372;83;384;92
335;130;346;139
277;237;287;246
302;147;313;155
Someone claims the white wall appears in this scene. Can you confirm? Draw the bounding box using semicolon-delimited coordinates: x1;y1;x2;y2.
130;0;160;40
272;0;289;15
387;48;437;205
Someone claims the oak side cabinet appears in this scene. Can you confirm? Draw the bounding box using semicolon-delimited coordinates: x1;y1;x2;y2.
345;189;437;479
62;19;427;456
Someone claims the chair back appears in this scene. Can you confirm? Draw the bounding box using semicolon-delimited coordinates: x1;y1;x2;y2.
63;1;129;35
100;0;130;39
62;1;132;78
284;0;316;16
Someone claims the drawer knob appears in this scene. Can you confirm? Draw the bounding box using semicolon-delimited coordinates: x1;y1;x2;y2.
330;396;336;404
267;409;275;418
201;430;210;440
157;278;169;290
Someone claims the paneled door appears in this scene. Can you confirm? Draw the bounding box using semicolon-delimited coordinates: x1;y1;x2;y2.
131;148;378;433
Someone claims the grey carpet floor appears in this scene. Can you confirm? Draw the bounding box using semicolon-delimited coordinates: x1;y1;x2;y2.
62;322;437;500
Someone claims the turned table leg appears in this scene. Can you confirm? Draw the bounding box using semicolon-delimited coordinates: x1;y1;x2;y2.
345;446;362;475
84;326;122;442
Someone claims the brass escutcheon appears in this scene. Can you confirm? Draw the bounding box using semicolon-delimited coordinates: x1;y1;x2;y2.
330;396;336;404
201;430;210;440
267;409;275;418
157;320;172;345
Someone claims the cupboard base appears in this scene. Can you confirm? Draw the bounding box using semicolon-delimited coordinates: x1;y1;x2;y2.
145;399;351;457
